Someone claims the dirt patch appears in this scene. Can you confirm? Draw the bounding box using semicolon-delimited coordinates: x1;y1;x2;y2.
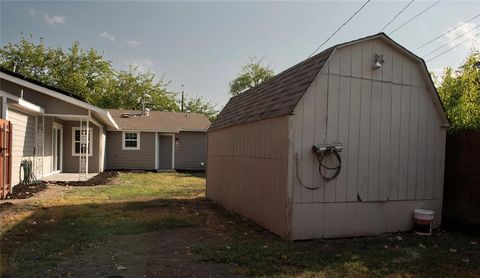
52;229;241;278
51;171;119;186
3;181;49;200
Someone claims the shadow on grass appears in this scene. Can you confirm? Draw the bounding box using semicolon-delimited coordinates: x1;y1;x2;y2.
1;195;479;277
0;197;212;277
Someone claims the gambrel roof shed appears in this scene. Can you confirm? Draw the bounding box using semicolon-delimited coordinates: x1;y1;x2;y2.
207;33;449;240
210;33;449;131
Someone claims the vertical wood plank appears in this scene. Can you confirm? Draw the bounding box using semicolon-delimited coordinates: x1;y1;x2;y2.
392;50;402;84
351;44;362;78
402;56;412;85
398;86;410;200
329;49;340;75
372;39;383;81
325;74;340;202
415;89;428;199
389;84;402;200
368;81;382;201
301;85;316;203
313;74;328;202
379;82;392;201
335;76;350;202
340;46;352;76
382;44;393;82
424;100;435;199
407;87;419;199
293;100;304;203
361;40;373;80
346;78;361;201
357;79;371;201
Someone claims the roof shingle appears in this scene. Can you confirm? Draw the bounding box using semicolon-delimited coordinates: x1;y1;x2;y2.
209;46;334;131
108;109;210;132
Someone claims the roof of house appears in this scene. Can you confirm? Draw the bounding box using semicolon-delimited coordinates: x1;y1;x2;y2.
0;67;88;103
209;33;449;131
108;109;211;132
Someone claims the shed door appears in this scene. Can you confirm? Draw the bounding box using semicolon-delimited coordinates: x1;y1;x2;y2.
9;109;36;185
158;135;173;169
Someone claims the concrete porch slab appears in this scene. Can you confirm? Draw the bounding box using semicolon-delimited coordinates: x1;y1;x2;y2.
42;173;99;182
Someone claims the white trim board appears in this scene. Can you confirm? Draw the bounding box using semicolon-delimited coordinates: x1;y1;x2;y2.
0;73;119;129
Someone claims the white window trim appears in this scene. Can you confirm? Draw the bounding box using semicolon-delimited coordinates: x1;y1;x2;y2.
122;131;141;150
72;127;93;156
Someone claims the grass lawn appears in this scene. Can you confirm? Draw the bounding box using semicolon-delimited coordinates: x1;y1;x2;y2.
1;172;479;277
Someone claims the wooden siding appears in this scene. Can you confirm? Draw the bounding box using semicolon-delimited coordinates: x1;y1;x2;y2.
9;108;35;185
175;131;207;170
207;116;290;239
290;38;446;206
106;131;156;170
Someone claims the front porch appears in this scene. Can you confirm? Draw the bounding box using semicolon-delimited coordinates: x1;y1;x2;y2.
42;172;100;182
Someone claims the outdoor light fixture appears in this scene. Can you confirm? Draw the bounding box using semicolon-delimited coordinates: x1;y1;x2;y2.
373;54;385;70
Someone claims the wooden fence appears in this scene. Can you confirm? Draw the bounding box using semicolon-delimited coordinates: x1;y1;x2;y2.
443;130;480;227
0;119;13;198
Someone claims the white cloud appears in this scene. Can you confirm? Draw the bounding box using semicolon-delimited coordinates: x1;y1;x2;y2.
445;22;478;48
44;14;65;25
131;59;154;73
29;8;37;17
125;39;141;47
100;31;116;42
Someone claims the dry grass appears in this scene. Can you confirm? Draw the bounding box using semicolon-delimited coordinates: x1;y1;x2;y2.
1;172;479;277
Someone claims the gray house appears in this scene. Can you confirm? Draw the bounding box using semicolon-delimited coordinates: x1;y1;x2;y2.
106;109;209;171
207;33;449;240
0;68;209;195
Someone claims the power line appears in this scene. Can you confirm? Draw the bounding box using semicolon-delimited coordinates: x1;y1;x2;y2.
308;0;371;58
426;33;479;62
414;13;480;50
423;24;480;57
389;0;442;35
379;0;415;33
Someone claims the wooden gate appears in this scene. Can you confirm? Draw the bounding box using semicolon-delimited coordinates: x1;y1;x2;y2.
0;119;13;198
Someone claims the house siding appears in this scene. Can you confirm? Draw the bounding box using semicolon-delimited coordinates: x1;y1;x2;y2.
174;131;207;170
8;108;35;186
106;131;156;170
62;121;101;173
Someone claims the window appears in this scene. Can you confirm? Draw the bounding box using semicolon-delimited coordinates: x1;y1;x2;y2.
72;127;93;156
122;132;140;150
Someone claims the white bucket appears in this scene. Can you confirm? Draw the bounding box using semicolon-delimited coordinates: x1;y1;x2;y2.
413;209;434;235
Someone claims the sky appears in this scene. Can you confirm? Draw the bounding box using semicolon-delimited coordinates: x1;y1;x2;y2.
1;0;479;108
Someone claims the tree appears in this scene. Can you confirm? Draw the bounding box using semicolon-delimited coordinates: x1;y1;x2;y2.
184;95;218;122
229;57;274;96
0;35;178;111
434;50;480;131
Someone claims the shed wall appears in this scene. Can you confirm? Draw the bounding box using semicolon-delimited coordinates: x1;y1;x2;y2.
290;38;447;239
207;116;290;239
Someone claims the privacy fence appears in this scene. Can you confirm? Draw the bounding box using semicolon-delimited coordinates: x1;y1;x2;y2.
443;130;480;227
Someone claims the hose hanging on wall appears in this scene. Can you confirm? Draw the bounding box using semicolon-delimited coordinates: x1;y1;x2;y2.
296;143;343;190
19;160;37;185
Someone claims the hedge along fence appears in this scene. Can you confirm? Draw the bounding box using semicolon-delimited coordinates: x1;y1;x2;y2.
443;130;480;227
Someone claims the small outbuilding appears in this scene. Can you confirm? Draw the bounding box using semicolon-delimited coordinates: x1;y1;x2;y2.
206;33;449;240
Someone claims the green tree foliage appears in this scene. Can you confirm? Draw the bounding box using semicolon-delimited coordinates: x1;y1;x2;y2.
434;50;480;131
0;36;179;111
184;95;218;122
229;57;274;96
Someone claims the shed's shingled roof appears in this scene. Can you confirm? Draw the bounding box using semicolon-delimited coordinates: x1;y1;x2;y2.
209;46;335;131
108;109;210;132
